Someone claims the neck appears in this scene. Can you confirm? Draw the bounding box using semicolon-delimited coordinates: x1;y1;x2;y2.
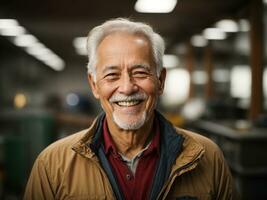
106;113;155;159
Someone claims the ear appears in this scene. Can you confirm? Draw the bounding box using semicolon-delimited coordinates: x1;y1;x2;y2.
87;74;100;99
158;68;166;95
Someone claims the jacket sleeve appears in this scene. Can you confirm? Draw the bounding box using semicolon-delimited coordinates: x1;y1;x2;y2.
23;157;55;200
213;148;239;200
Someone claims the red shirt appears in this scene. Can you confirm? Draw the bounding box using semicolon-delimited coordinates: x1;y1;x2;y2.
103;119;160;200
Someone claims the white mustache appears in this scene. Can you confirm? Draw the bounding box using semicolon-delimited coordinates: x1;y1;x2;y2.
109;93;147;103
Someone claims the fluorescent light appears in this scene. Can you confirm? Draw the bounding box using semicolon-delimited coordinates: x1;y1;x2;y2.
0;19;19;28
0;19;25;36
34;52;55;62
26;43;52;56
264;0;267;4
26;43;65;71
135;0;177;13
73;37;87;55
162;69;190;106
43;56;65;71
203;28;226;40
163;54;179;68
230;65;251;98
215;19;239;32
0;26;25;36
0;18;65;71
13;34;38;47
190;35;208;47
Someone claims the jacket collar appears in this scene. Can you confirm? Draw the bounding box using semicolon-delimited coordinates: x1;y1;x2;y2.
71;113;105;160
156;127;205;200
72;111;205;174
171;127;205;175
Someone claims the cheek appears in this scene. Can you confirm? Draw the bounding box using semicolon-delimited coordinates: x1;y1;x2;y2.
97;82;116;101
144;78;159;94
140;79;159;102
97;85;115;112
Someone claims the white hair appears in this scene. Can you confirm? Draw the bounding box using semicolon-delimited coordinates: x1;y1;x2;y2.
86;18;165;79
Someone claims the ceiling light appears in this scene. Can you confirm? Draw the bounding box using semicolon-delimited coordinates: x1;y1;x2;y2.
26;43;65;71
161;69;190;106
203;28;226;40
163;54;179;68
0;19;19;28
0;19;25;36
0;18;65;71
215;19;239;32
73;37;87;55
43;56;65;71
25;43;52;56
0;26;25;36
135;0;177;13
230;65;251;98
190;35;208;47
13;34;38;47
34;52;55;62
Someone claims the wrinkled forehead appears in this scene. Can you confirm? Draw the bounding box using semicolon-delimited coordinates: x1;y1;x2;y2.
92;32;158;78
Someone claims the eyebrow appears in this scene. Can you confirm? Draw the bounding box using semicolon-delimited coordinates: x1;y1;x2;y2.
102;63;151;74
131;64;151;71
102;65;119;74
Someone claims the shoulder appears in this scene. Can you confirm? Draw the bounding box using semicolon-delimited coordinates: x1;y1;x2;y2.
174;127;227;169
176;127;221;155
174;127;231;179
37;129;89;164
176;128;237;199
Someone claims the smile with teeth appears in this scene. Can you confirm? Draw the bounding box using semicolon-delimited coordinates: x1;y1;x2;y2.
116;100;142;107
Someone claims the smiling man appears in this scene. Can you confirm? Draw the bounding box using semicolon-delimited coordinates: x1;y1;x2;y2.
24;18;237;200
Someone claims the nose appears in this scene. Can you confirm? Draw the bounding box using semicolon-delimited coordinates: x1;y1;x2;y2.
117;73;138;95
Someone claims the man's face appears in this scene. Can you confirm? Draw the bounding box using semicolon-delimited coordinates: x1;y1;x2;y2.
88;32;166;130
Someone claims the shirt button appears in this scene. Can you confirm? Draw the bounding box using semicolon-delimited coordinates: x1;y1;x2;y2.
126;174;131;181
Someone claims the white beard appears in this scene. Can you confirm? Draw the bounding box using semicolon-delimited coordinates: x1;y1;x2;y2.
112;111;147;130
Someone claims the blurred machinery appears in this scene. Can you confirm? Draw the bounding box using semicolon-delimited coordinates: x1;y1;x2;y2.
190;119;267;200
0;109;55;198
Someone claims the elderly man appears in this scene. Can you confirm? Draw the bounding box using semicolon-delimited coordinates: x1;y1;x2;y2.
24;18;236;200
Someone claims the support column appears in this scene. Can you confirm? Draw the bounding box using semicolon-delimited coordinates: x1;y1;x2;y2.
249;0;264;120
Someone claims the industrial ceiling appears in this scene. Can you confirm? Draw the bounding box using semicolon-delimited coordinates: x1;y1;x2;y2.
0;0;250;67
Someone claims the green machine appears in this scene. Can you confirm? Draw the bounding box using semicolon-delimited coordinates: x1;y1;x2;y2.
0;109;56;196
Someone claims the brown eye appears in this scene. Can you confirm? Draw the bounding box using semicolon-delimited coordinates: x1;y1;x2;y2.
132;71;149;78
104;73;119;80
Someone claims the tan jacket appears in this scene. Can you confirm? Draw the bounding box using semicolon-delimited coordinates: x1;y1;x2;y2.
24;117;236;200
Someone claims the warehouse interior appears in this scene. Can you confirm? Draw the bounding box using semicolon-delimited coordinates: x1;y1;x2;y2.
0;0;267;199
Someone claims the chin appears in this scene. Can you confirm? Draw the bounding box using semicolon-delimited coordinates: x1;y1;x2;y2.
112;111;147;131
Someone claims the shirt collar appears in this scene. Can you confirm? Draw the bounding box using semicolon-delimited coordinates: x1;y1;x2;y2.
103;118;117;155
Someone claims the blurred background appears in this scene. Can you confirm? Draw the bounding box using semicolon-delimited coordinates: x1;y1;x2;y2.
0;0;266;199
